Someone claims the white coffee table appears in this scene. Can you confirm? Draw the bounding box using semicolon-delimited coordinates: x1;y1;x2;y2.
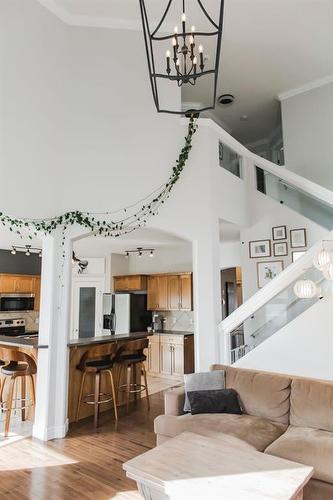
123;432;313;500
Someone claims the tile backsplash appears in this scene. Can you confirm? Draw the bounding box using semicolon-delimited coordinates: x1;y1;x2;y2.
162;311;194;332
0;311;39;332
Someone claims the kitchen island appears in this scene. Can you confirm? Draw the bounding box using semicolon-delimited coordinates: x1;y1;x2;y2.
68;332;152;423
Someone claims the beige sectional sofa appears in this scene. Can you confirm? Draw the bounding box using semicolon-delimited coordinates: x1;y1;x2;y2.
154;364;333;500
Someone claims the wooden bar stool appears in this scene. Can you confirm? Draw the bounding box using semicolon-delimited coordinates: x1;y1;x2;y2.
76;343;118;428
116;338;150;413
0;349;36;437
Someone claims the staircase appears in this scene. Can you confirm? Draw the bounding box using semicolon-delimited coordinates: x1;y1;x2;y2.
215;123;333;371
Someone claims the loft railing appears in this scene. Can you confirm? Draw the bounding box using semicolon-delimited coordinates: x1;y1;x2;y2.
219;245;331;364
201;118;333;220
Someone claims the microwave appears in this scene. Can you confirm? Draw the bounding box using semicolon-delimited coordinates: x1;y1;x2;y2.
0;294;35;312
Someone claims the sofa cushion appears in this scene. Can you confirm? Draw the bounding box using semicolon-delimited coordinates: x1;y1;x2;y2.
304;479;333;500
187;389;242;415
265;426;333;484
154;413;287;452
290;378;333;432
184;371;225;412
216;365;292;425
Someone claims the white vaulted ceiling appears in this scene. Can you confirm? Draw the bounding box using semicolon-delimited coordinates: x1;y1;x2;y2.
35;0;333;143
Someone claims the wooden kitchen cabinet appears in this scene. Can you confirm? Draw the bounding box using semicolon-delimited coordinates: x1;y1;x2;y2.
114;275;147;292
0;274;41;311
147;273;192;312
145;335;160;374
33;276;41;311
168;274;180;310
147;275;168;311
179;274;192;311
153;334;194;379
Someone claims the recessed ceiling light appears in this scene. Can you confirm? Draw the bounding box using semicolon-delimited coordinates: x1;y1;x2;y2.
241;114;248;121
218;94;235;105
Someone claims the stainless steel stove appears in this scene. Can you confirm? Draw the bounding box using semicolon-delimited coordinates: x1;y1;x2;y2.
0;318;38;338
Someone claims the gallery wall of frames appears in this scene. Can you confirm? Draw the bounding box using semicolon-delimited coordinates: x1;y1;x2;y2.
248;226;307;289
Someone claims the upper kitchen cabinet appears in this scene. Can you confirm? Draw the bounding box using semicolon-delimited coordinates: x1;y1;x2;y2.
113;275;147;292
0;274;41;311
147;275;168;311
179;274;192;311
147;273;192;311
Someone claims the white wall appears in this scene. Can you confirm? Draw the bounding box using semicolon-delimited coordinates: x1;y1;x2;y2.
235;295;333;381
0;0;182;218
220;242;241;269
281;82;333;189
128;244;192;274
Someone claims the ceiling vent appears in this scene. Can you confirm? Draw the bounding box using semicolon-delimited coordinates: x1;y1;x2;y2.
218;94;235;105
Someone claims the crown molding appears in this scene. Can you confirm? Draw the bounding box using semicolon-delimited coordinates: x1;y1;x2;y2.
278;74;333;101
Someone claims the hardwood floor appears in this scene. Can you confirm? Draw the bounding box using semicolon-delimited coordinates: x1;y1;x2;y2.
0;391;167;500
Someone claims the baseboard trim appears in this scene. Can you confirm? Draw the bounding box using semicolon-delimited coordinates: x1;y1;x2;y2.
32;418;69;441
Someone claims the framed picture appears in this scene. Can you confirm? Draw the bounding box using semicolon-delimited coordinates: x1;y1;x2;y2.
292;250;306;263
290;228;307;248
273;241;288;257
257;260;284;288
272;225;287;241
249;240;271;259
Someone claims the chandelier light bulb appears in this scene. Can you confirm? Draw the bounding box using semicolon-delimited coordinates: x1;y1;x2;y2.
313;250;333;270
293;279;318;299
191;25;195;32
26;250;31;256
150;250;154;258
11;247;16;255
138;251;143;258
181;13;186;22
172;37;177;47
39;251;42;258
199;44;204;53
174;26;178;34
125;252;129;259
166;50;171;58
193;56;197;65
189;35;194;45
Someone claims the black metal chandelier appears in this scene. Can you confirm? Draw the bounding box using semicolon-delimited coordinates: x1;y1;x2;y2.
139;0;225;115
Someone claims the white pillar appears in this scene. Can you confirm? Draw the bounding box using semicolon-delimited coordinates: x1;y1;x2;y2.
33;230;73;441
192;220;222;372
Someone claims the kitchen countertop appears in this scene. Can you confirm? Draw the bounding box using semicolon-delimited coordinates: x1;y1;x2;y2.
0;335;48;349
153;330;194;336
68;331;152;347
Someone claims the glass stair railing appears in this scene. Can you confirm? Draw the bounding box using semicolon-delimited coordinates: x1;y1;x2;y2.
256;167;333;230
229;266;325;364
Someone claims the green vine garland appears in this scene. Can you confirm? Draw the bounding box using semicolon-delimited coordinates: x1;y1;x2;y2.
0;116;198;241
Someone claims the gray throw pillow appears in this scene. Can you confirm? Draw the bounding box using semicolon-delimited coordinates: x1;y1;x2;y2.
183;370;225;412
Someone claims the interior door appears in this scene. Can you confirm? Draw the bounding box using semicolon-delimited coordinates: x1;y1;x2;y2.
72;279;104;339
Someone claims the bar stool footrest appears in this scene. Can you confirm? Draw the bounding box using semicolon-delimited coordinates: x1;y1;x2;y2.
81;392;115;406
118;383;147;394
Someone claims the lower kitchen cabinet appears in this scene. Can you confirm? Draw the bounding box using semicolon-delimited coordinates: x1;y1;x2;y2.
146;333;194;379
146;334;160;374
